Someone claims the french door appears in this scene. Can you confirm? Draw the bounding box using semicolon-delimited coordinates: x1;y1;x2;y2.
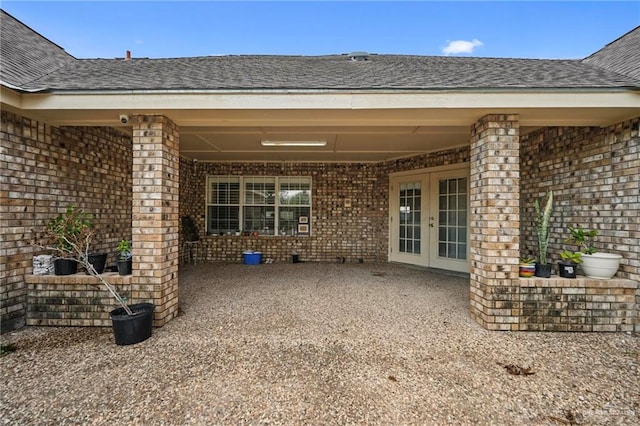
389;167;470;273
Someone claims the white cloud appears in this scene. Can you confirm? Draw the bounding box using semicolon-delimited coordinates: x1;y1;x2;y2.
442;39;483;55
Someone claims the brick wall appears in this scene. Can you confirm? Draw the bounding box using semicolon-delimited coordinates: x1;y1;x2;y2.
519;277;638;332
178;147;470;263
1;110;133;332
25;273;132;326
516;117;639;332
520;118;639;281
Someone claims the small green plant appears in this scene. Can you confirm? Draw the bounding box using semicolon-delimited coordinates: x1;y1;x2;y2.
519;256;536;264
565;226;598;254
534;190;553;265
560;250;583;264
116;239;132;261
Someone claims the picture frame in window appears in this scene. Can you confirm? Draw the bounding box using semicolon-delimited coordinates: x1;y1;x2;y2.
298;216;309;224
297;224;309;234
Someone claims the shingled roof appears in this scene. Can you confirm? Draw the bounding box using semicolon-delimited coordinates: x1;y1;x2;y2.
583;26;640;81
0;10;74;89
11;54;639;92
1;9;639;93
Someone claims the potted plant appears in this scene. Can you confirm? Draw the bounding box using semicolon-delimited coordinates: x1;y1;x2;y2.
566;226;622;279
519;256;536;278
558;250;582;278
533;190;553;278
116;239;133;276
43;206;91;275
34;206;153;345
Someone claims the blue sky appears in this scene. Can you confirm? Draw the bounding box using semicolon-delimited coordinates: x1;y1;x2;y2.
2;1;639;59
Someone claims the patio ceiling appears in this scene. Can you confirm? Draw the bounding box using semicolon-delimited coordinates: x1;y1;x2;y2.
3;89;639;162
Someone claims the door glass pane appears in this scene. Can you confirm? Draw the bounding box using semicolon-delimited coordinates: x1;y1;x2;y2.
437;177;468;260
398;182;421;254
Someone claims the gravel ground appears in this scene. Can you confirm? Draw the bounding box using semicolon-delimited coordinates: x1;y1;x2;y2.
1;262;639;425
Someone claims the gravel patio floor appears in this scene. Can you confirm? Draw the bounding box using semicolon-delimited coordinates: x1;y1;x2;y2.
1;262;639;425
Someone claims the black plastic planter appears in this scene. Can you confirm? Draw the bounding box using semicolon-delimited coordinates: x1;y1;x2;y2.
110;303;155;346
558;262;578;279
534;262;552;278
54;258;77;275
117;259;132;276
86;253;107;274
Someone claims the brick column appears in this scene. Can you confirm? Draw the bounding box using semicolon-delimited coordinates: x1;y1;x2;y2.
469;114;521;330
131;115;180;326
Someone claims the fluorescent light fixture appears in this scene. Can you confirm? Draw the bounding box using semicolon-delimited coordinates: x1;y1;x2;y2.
261;140;327;147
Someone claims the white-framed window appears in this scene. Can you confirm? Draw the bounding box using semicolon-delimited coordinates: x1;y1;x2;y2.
206;176;312;236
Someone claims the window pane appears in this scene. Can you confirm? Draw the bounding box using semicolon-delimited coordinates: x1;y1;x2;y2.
439;195;447;210
448;227;457;242
458;194;467;210
278;206;310;235
448;179;457;193
245;178;276;205
448;194;457;210
458;227;467;243
208;177;240;205
439;226;446;241
457;243;467;260
243;206;275;234
207;206;239;234
279;177;311;205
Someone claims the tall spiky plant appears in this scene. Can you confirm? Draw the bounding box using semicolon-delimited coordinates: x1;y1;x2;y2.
533;190;553;265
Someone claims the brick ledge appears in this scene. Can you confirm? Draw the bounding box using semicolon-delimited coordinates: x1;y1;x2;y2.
519;276;638;289
25;273;132;285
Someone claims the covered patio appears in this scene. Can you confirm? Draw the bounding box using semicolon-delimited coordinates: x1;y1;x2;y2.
1;12;639;334
2;262;638;424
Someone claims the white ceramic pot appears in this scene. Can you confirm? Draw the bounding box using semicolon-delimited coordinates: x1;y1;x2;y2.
580;253;622;279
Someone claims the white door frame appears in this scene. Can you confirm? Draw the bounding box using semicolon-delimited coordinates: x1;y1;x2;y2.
389;163;470;273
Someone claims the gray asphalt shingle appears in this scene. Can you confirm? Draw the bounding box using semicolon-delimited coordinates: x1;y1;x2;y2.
0;10;75;88
14;54;637;91
2;10;639;93
583;26;640;81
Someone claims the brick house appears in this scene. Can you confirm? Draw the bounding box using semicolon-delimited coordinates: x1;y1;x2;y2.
1;10;638;333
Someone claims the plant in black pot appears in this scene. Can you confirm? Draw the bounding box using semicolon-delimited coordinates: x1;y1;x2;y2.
116;239;133;276
533;190;553;278
34;206;154;345
40;206;92;275
558;250;582;279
